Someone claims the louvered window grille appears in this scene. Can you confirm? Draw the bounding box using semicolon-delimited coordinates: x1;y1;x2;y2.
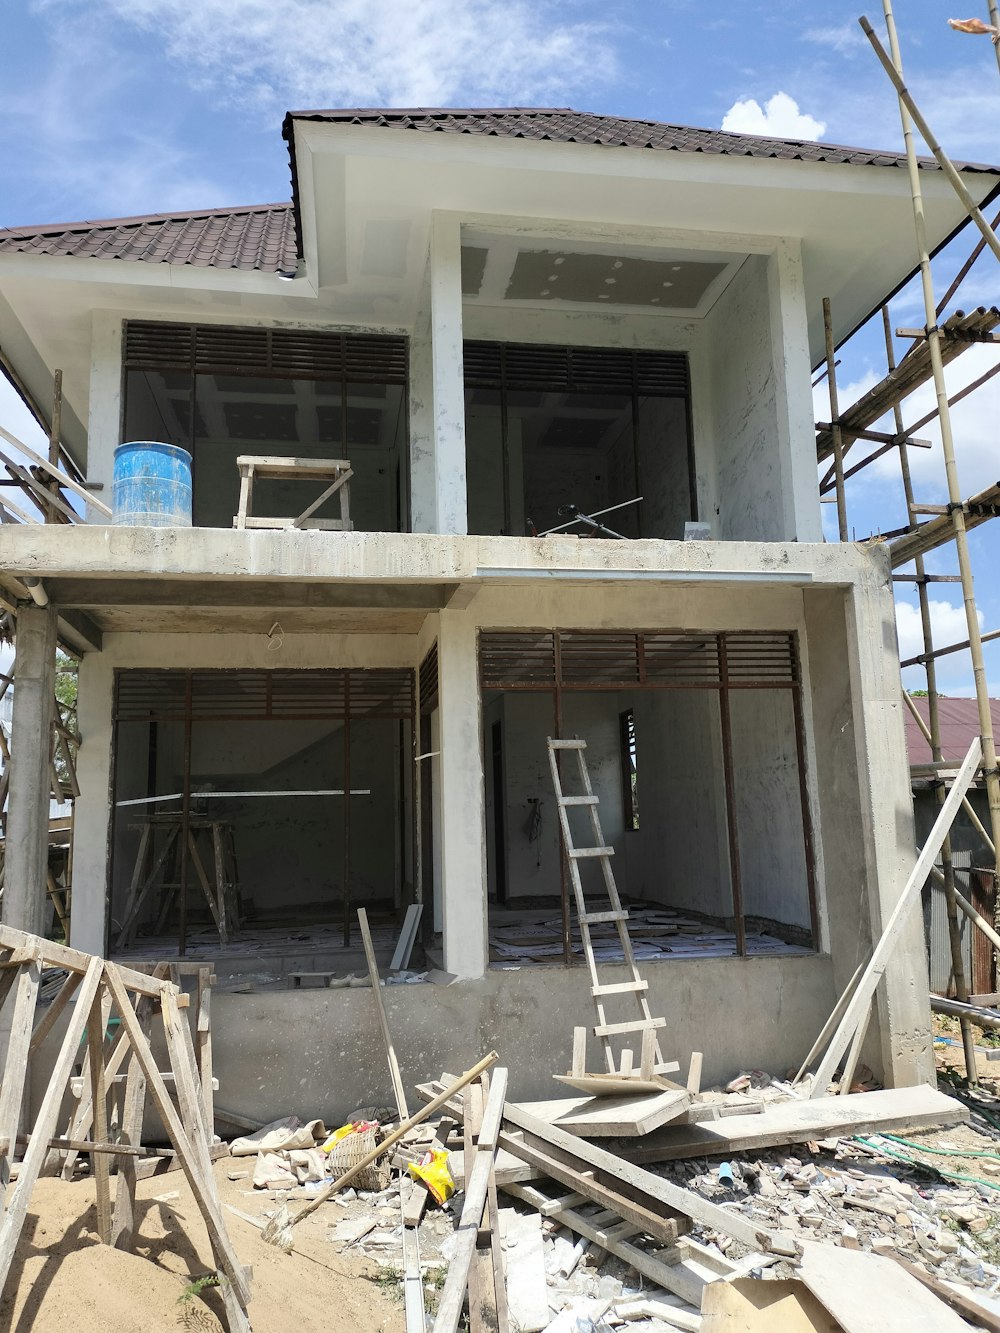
479;630;798;690
114;668;415;722
419;644;439;716
463;341;689;396
124;321;408;384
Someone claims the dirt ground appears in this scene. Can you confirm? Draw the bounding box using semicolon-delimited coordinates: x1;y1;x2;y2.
0;1157;406;1333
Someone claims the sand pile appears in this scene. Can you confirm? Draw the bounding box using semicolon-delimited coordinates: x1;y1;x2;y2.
0;1162;404;1333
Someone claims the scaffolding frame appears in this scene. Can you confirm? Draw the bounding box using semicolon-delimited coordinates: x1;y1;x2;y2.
818;4;1000;1082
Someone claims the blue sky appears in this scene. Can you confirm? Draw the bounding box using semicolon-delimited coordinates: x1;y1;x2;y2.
1;0;998;691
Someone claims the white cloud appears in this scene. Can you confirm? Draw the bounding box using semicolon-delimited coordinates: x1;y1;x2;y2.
60;0;616;110
896;598;984;694
721;92;825;139
802;24;867;55
0;16;222;221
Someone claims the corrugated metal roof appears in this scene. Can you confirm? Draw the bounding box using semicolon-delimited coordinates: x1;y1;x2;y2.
0;203;297;272
282;106;998;174
904;696;1000;767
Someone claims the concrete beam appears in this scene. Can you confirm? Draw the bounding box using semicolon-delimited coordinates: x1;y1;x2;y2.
42;578;458;612
4;603;57;935
57;608;103;654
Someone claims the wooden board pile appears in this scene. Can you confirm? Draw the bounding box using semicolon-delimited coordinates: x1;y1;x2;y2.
0;924;251;1332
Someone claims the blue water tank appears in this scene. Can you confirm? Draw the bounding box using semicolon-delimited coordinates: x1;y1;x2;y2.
112;442;192;527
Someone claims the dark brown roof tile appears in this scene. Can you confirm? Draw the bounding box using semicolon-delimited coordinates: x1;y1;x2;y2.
0;203;297;273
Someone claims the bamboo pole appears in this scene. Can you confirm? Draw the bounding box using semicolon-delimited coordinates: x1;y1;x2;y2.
861;17;1000;266
823;298;849;540
884;309;979;1081
987;0;1000;78
877;3;1000;1072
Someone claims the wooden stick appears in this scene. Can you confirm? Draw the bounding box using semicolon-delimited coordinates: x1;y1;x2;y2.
0;962;41;1201
807;736;982;1096
102;965;251;1308
86;988;113;1243
357;908;408;1120
432;1069;509;1333
286;1052;498;1231
0;959;102;1298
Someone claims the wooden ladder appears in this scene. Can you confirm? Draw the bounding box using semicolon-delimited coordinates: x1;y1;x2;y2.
546;737;672;1080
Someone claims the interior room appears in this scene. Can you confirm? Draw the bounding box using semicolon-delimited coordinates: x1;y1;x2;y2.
122;323;409;531
463;341;694;539
481;629;818;967
107;668;416;972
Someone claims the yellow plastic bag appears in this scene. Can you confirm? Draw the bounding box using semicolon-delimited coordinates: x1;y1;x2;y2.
407;1149;455;1205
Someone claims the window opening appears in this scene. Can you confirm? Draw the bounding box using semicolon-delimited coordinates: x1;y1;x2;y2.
109;668;416;962
123;322;409;532
620;709;639;831
479;629;817;966
464;341;694;539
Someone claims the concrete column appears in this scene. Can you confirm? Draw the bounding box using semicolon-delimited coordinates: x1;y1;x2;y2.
409;214;467;535
845;553;935;1087
87;309;123;514
436;608;487;978
68;650;114;955
766;240;822;543
4;603;57;936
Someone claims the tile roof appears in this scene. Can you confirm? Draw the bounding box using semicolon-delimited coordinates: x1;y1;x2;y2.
282;106;998;174
904;696;1000;768
0;203;297;272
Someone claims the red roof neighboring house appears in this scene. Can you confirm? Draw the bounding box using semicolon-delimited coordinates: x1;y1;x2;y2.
903;696;1000;768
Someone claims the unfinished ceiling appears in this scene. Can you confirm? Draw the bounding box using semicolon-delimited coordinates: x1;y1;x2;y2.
459;232;740;316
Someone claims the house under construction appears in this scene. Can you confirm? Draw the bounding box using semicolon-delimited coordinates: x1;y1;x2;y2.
0;97;998;1118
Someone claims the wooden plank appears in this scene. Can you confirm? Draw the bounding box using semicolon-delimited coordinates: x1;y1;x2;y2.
464;1080;494;1333
357;908;408;1120
593;1017;665;1037
700;1278;839;1332
502;1102;798;1256
102;966;251;1307
515;1088;690;1137
795;1238;968;1332
0;958;101;1299
0;924;174;998
554;1070;679;1097
890;1255;1000;1333
432;1069;508;1333
686;1052;703;1096
0;962;40;1204
808;736;981;1095
503;1182;706;1306
620;1085;968;1164
86;989;113;1244
26;975;80;1055
498;1208;548;1333
390;903;423;972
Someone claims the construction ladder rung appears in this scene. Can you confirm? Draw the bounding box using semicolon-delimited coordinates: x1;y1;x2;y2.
579;910;630;925
591;980;649;997
559;795;600;806
569;846;614;859
593;1017;666;1038
549;739;588;750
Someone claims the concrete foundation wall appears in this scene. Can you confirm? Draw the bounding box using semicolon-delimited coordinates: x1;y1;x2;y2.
209;953;835;1124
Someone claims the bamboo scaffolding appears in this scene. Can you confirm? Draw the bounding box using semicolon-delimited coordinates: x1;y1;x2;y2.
856;3;1000;1083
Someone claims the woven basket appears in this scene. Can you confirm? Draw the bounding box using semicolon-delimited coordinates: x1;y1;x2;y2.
326;1124;389;1192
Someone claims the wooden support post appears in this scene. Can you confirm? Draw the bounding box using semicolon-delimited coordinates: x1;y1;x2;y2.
0;961;41;1202
86;989;113;1243
0;959;102;1299
432;1069;509;1333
